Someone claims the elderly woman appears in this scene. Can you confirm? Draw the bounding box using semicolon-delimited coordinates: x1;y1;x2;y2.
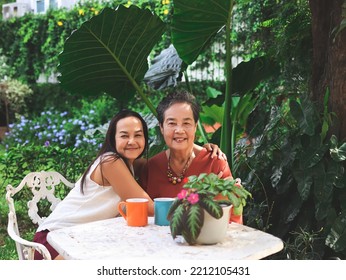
138;90;242;223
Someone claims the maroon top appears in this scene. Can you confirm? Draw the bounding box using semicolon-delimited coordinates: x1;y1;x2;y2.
140;148;231;198
140;148;243;224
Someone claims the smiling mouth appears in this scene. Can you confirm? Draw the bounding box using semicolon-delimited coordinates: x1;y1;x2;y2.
173;138;187;142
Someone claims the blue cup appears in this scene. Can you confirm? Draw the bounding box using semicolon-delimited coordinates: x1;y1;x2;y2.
154;198;175;226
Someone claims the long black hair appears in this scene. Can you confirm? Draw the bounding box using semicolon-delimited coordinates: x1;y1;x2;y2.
80;109;149;193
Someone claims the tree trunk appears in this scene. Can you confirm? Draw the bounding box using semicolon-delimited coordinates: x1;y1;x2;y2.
309;0;346;141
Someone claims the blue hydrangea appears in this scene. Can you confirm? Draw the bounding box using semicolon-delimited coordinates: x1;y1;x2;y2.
3;109;103;151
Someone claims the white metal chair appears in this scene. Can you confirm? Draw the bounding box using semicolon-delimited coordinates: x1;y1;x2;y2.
6;171;74;260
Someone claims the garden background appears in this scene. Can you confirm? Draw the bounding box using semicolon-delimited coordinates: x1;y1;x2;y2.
0;0;346;260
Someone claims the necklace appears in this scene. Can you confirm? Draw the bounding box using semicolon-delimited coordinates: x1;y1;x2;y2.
167;152;192;185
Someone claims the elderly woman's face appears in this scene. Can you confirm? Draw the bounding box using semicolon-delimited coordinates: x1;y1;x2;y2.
160;102;197;151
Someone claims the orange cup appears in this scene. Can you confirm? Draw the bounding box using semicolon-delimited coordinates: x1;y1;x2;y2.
117;198;148;227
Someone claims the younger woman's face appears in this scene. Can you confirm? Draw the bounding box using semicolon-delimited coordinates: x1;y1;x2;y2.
115;116;145;162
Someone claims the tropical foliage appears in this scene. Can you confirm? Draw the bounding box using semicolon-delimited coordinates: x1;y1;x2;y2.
56;1;279;168
0;0;345;260
54;0;346;259
238;94;346;259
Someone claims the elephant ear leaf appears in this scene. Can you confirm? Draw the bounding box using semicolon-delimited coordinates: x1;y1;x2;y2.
171;0;231;65
58;5;166;102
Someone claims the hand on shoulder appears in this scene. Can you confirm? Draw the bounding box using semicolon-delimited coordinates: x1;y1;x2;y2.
201;143;227;161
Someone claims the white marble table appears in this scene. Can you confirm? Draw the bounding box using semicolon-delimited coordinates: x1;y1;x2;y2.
47;217;284;260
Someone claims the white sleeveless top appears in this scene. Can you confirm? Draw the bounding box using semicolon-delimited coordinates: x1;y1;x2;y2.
37;153;121;232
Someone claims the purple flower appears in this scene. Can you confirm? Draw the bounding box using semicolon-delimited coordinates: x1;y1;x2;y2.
44;141;50;147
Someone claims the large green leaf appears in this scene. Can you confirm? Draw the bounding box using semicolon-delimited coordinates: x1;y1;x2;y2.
327;160;346;189
330;135;346;162
205;56;279;106
289;97;316;136
293;169;313;201
169;203;185;239
230;56;279;96
313;162;333;221
299;135;328;169
183;204;204;244
200;104;224;125
326;210;346;252
58;6;165;102
234;94;258;125
167;198;181;221
171;0;231;65
282;192;303;224
206;86;223;99
198;197;223;219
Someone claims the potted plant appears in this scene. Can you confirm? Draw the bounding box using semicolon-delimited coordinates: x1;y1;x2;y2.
167;173;251;245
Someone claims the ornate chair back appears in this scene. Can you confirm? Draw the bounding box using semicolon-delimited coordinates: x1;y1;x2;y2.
6;171;74;260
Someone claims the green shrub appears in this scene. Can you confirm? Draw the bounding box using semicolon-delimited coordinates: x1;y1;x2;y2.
0;144;95;188
0;143;97;259
238;94;346;259
26;83;85;117
0;0;171;84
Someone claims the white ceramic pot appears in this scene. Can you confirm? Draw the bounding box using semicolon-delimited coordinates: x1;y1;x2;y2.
196;205;232;245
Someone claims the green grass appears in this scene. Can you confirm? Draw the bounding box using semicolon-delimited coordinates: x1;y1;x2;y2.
0;176;37;260
1;153;13;259
0;174;17;259
0;235;17;260
0;145;19;260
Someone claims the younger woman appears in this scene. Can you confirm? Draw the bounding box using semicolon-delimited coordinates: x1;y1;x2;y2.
33;110;153;260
